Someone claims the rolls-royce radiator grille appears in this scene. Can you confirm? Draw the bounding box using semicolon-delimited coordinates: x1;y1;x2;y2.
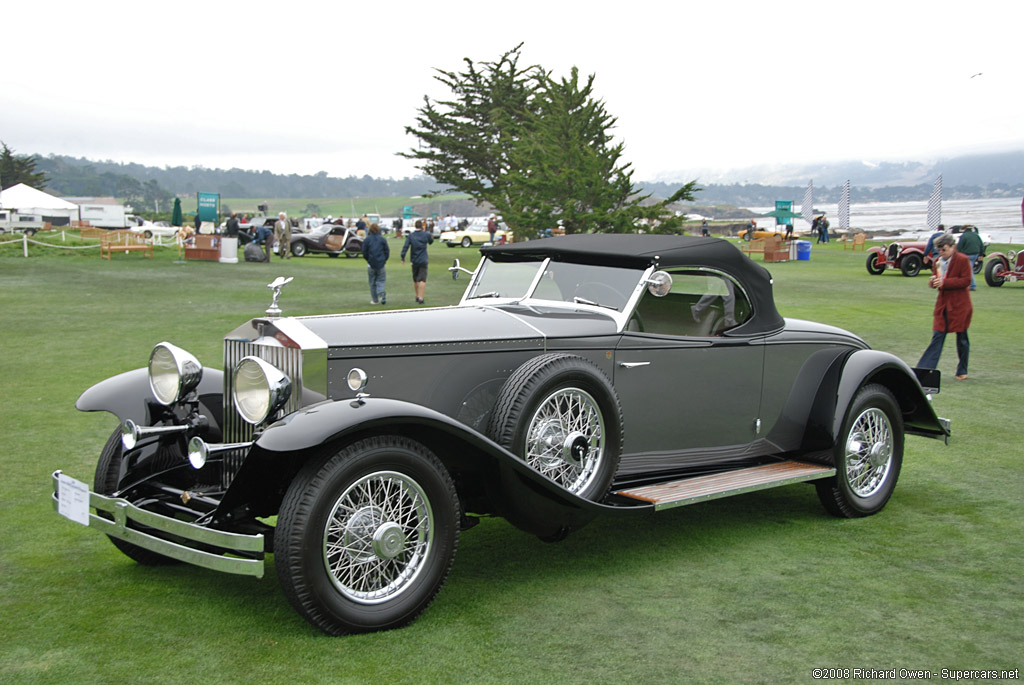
221;339;304;487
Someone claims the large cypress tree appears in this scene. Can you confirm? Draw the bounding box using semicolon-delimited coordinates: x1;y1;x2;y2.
0;142;50;190
402;46;699;239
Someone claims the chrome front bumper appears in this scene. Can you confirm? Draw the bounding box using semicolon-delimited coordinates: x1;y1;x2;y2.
51;470;265;578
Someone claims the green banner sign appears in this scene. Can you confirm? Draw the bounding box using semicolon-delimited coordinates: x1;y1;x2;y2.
197;192;220;222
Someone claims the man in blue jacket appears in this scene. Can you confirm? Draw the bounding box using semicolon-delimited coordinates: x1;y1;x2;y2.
361;223;390;305
400;224;434;304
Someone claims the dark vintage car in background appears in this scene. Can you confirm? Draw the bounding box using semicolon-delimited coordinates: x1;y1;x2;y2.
288;223;363;257
52;235;949;635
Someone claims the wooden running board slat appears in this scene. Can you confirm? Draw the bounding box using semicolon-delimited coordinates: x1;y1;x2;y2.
614;460;835;511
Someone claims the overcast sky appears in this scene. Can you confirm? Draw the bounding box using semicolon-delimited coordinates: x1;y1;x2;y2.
5;0;1021;183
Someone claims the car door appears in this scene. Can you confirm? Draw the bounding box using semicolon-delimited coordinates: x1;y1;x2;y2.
613;269;764;471
324;227;348;251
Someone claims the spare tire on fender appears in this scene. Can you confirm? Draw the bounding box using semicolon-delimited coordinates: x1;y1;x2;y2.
487;353;622;501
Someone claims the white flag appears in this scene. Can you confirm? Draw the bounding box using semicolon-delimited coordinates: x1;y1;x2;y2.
926;175;942;231
801;180;814;226
838;180;851;229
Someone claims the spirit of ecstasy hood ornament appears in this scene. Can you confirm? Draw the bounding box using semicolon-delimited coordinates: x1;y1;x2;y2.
266;276;293;318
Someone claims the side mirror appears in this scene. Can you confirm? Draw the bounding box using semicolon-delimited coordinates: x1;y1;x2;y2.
645;271;673;297
449;258;473;281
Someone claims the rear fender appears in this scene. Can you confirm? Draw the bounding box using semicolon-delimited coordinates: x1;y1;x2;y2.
217;397;617;536
832;350;948;441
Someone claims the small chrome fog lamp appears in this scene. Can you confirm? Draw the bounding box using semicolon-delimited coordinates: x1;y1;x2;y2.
347;368;368;393
149;342;203;406
232;356;292;425
187;436;208;469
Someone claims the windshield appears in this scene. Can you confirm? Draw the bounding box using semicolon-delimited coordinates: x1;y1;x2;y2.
467;258;643;312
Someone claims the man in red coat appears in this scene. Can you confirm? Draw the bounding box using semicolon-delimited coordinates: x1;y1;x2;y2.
917;234;973;380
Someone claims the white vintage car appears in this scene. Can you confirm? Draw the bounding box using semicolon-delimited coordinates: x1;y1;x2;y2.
440;226;511;247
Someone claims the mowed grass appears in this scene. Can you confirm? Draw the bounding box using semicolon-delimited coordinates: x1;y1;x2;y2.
1;234;1022;684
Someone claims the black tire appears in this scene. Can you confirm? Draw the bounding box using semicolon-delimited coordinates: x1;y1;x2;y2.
866;253;885;275
487;353;622;500
291;242;307;258
815;384;904;518
461;236;472;248
24;227;38;237
742;231;752;242
328;253;340;258
143;230;154;239
93;428;179;566
900;254;923;277
973;257;984;275
984;258;1006;287
275;436;460;635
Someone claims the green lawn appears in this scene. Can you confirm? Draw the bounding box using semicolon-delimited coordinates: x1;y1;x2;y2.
1;235;1021;684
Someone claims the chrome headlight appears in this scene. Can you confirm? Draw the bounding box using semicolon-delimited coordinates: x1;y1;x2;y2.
232;356;292;425
149;342;203;406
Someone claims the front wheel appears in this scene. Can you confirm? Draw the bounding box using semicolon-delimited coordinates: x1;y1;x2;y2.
816;384;904;517
900;254;923;277
865;253;885;275
460;236;472;248
275;436;460;635
291;242;308;257
984;258;1006;287
93;428;179;566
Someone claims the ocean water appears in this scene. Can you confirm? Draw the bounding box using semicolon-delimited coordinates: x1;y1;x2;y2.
747;197;1024;243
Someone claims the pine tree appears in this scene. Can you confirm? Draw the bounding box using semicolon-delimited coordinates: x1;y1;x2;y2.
0;142;50;190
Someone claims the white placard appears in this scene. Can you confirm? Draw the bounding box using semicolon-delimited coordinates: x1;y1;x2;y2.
58;473;91;526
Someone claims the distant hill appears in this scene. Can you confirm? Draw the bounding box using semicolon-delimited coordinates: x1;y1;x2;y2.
653;149;1024;189
32;150;1024;210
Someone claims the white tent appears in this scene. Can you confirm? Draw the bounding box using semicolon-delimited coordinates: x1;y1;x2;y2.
0;183;80;226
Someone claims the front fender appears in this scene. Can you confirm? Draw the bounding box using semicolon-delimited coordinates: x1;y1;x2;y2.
833;350;948;441
220;397;640;537
76;367;225;432
985;252;1011;267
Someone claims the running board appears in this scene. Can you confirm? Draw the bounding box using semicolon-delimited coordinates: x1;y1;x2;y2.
614;460;835;511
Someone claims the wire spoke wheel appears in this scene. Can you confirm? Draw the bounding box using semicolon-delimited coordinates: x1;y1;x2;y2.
525;388;604;494
323;471;433;604
843;407;893;497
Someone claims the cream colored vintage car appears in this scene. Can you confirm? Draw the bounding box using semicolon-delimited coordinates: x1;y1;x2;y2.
440;226;511;247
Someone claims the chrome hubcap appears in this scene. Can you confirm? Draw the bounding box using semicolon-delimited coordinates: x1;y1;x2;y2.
323;471;433;604
844;408;893;497
525;388;604;494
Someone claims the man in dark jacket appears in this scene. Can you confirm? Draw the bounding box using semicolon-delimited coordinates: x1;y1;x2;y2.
917;234;973;380
400;224;434;304
956;227;984;291
361;223;390;305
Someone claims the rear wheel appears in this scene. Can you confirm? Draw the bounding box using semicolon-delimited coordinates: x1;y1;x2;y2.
984;258;1006;287
900;254;923;277
816;384;903;517
275;436;459;635
866;253;885;275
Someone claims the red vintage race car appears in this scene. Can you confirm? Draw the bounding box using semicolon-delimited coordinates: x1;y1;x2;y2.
866;241;934;277
984;249;1024;287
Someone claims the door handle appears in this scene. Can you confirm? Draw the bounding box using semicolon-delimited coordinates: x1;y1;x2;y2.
618;361;651;368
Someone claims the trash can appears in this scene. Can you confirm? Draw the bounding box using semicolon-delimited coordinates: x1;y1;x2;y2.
789;240;799;260
797;240;812;261
219;236;238;264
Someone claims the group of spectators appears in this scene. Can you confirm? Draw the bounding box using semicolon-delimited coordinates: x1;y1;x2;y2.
362;219;435;305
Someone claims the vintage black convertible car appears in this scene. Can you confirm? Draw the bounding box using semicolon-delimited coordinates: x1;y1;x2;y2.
52;235;948;635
